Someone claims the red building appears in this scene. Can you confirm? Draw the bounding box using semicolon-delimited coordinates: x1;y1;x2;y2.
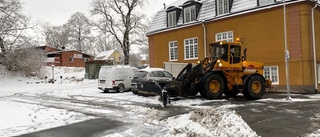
38;46;94;67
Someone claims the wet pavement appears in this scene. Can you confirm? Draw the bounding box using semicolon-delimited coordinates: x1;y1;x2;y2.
17;118;124;137
15;93;320;137
200;93;320;137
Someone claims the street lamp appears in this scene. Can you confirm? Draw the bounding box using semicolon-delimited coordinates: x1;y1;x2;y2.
283;0;291;100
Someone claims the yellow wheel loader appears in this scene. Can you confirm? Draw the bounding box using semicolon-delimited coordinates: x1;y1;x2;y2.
164;40;272;102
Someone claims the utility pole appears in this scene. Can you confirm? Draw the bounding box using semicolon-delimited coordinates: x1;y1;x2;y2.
283;0;291;100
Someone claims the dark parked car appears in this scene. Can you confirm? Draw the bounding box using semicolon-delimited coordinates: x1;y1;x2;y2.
131;68;173;96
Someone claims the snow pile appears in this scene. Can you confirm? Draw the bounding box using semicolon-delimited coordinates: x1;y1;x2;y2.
306;129;320;137
161;108;258;137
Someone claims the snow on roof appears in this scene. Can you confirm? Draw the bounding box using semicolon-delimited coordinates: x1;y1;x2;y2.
147;0;302;35
94;50;115;60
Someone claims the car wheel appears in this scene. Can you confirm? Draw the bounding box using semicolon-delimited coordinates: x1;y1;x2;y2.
132;89;138;94
117;84;125;92
103;89;109;93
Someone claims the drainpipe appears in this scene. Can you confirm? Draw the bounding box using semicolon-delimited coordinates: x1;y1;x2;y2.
312;3;319;93
202;20;207;58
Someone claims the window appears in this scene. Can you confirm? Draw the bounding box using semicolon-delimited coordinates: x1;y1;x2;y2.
264;66;279;85
169;41;178;61
217;0;229;15
184;38;198;60
168;11;177;27
69;57;74;62
166;6;181;28
184;5;196;23
259;0;274;6
216;31;233;42
163;71;173;78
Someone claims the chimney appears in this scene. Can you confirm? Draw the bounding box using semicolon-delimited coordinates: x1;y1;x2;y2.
163;3;166;9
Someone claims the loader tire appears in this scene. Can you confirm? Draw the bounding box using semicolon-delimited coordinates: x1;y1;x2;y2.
203;74;224;99
200;90;213;99
243;75;265;99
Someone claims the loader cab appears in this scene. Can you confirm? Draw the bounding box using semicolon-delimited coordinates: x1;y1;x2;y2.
209;41;242;70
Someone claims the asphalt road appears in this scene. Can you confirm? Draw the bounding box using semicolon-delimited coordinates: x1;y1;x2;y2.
199;93;320;137
16;93;320;137
18;118;124;137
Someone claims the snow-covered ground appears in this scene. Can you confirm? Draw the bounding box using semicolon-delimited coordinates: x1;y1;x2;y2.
0;65;320;137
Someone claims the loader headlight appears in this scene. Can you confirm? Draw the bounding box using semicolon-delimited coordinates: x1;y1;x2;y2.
197;60;200;64
217;59;221;63
219;63;222;67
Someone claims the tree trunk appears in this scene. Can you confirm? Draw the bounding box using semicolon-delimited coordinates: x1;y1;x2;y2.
0;37;5;53
123;47;129;65
123;32;130;65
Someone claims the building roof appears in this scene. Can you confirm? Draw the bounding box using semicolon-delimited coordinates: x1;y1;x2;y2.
95;50;116;60
147;0;306;35
47;50;93;57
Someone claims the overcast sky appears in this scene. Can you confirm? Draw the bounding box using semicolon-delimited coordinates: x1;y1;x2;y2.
20;0;173;26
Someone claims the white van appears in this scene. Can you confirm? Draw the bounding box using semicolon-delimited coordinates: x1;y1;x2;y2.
98;65;138;93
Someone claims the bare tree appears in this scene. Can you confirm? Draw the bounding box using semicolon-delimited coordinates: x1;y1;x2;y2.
95;34;112;53
0;0;31;53
40;22;69;48
65;12;94;54
129;53;141;67
4;47;46;77
137;15;152;55
91;0;146;65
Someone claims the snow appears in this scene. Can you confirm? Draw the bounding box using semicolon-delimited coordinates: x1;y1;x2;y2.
95;50;115;60
1;65;319;137
147;0;305;35
162;109;257;137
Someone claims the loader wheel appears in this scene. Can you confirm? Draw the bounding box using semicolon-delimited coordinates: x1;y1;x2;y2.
200;90;213;99
243;75;265;99
224;87;240;98
203;74;224;99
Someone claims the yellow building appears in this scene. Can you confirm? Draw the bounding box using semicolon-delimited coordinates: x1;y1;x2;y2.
94;50;123;65
147;0;320;93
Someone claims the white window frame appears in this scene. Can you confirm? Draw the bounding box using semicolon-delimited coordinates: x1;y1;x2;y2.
169;41;178;61
264;66;279;85
184;5;196;23
216;31;233;42
217;0;229;15
259;0;274;6
168;11;177;27
184;37;198;60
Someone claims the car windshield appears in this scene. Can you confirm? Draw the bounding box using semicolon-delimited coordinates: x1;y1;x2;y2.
133;71;148;78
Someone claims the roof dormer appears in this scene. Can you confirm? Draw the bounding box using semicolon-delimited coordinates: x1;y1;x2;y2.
216;0;233;16
166;6;182;27
182;0;202;23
